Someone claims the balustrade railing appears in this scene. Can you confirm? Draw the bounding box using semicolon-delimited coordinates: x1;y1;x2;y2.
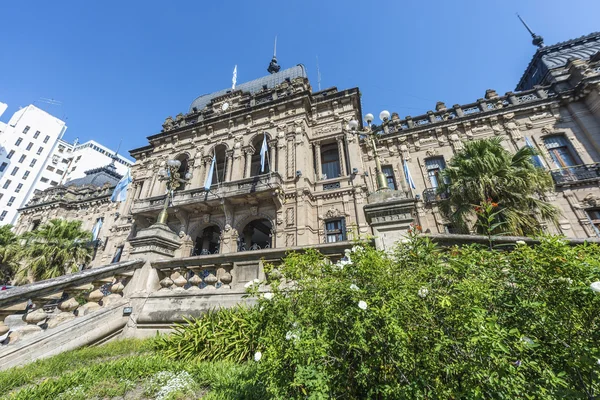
156;264;233;291
550;164;600;185
422;188;449;204
0;259;143;345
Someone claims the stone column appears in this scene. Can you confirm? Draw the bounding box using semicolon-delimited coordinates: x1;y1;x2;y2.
269;141;276;173
122;182;139;215
244;149;254;178
314;142;322;181
337;136;346;176
192;158;205;189
225;150;234;182
286;135;295;179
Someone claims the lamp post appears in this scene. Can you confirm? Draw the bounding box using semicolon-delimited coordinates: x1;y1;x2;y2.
348;110;391;192
156;159;192;224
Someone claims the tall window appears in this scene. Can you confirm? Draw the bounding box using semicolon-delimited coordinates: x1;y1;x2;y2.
26;142;33;151
381;165;397;190
425;157;447;188
37;147;43;155
23;126;30;134
23;171;30;180
544;136;578;169
29;159;37;167
7;150;14;159
0;162;7;172
2;180;11;189
7;197;15;206
111;245;124;263
15;138;22;146
0;211;7;221
321;143;341;179
325;218;346;242
10;167;19;176
33;131;40;139
15;183;23;193
43;135;50;144
18;155;26;163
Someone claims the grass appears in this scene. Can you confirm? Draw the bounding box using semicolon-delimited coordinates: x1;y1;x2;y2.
0;338;266;400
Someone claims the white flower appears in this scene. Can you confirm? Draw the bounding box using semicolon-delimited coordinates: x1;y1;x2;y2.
590;281;600;293
253;278;260;284
350;284;359;291
516;240;526;245
558;277;573;285
244;281;253;288
358;300;367;310
254;351;262;362
335;259;351;269
521;336;534;346
263;292;274;300
351;245;363;253
285;331;299;341
597;359;600;366
418;287;429;298
501;268;510;275
401;238;410;244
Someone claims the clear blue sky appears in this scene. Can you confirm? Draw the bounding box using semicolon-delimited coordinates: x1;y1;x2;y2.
0;0;598;158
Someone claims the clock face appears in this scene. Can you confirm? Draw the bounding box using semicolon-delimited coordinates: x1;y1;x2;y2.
221;102;230;112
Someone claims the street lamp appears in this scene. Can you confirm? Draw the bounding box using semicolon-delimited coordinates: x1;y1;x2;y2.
156;159;192;224
348;110;391;192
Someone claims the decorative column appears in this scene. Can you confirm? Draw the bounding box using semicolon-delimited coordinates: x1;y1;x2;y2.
192;158;205;188
286;135;295;179
225;150;234;182
244;149;254;178
269;141;277;173
337;136;347;176
202;156;212;187
314;142;322;181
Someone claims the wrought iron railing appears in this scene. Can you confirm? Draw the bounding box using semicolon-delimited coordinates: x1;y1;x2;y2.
550;164;600;185
422;188;449;204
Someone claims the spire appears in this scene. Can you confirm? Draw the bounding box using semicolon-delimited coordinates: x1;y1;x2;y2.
517;13;544;48
267;35;281;74
108;139;122;170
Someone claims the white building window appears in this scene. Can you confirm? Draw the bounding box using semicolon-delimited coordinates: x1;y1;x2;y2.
26;142;33;151
0;162;6;172
29;159;37;167
37;147;43;155
15;137;22;146
6;150;14;159
43;135;50;144
2;180;11;189
22;171;30;180
7;197;15;206
15;183;23;193
0;211;7;221
23;126;30;134
40;177;49;183
33;131;40;139
10;167;19;176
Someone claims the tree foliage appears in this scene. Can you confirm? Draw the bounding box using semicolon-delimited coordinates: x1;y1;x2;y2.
437;137;560;235
16;219;93;283
0;225;19;284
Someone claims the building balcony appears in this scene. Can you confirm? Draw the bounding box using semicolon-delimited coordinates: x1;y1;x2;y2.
550;164;600;186
422;188;449;204
132;172;284;215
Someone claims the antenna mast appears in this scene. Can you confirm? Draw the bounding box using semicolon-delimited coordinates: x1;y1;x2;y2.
517;13;544;48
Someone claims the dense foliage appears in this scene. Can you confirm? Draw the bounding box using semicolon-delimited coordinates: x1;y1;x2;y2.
438;137;560;235
159;234;600;399
14;219;93;283
0;225;18;284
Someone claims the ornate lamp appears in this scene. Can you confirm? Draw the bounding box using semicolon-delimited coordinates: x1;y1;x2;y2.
156;159;192;224
347;110;391;192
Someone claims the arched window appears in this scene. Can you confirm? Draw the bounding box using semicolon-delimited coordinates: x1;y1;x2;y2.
250;134;270;176
192;225;221;255
211;145;227;185
238;218;272;251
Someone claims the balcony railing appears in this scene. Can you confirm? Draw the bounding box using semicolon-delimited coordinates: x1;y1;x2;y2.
550;164;600;186
422;188;449;204
132;173;283;213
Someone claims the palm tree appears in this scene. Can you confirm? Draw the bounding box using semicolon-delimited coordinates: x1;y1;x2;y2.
16;219;93;283
0;225;19;284
437;137;560;236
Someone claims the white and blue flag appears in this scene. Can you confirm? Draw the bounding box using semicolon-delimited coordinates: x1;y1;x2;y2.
525;137;545;168
91;218;103;241
110;169;132;202
204;152;216;190
403;160;416;190
260;134;268;173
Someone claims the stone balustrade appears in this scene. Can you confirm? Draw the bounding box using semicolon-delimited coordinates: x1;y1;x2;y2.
0;259;143;345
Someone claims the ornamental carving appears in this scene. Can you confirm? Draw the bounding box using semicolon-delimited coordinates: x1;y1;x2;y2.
581;193;599;208
162;116;174;131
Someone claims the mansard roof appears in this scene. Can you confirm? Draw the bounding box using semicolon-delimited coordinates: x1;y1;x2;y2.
64;162;122;188
188;64;307;113
516;31;600;91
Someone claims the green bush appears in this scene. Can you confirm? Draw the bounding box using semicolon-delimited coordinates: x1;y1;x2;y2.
154;305;261;363
160;234;600;399
250;235;600;399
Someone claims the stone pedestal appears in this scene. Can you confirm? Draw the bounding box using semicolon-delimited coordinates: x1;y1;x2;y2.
363;190;417;251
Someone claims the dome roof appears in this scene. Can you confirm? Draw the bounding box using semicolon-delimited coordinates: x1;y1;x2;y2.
64;162;122;188
189;64;307;113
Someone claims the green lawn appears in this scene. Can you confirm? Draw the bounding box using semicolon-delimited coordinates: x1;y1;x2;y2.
0;338;265;400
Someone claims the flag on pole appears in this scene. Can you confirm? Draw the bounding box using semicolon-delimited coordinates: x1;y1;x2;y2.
403;160;416;190
260;134;268;173
110;169;132;202
204;152;216;190
525;137;545;168
232;65;237;90
91;218;103;241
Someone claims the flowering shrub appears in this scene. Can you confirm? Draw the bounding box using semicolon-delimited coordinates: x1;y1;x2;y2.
248;235;600;398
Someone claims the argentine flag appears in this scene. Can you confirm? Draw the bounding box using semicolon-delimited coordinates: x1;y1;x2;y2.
91;218;103;241
403;160;416;190
525;137;545;168
111;169;132;202
260;134;268;173
204;153;216;190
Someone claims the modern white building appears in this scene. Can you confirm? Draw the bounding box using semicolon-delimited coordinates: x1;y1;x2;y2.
0;102;134;226
0;104;67;226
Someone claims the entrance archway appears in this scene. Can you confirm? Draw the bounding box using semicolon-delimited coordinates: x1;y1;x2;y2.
238;218;272;251
192;225;221;255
